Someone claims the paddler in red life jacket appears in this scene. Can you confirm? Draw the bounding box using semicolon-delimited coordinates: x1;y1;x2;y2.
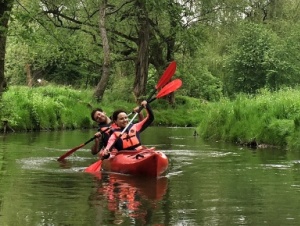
91;107;145;155
101;100;153;156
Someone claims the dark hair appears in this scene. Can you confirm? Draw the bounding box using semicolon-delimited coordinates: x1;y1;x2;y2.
91;108;103;121
112;109;127;121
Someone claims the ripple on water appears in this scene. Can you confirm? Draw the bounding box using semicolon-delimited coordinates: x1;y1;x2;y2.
17;156;90;174
262;163;291;169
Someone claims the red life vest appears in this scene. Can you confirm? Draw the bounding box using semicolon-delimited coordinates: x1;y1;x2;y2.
112;124;141;150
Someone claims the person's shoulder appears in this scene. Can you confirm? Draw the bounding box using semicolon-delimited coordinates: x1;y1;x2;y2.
98;123;111;132
110;123;118;128
99;122;110;126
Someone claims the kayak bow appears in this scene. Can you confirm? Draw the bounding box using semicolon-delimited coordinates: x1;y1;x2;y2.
101;147;168;177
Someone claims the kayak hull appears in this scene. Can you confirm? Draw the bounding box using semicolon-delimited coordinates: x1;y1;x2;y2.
101;147;168;177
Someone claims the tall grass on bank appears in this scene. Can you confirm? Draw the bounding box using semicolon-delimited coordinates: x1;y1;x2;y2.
152;96;203;127
0;85;96;131
3;85;300;151
197;88;300;150
0;85;201;132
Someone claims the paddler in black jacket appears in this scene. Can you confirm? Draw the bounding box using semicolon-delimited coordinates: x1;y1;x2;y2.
90;108;113;155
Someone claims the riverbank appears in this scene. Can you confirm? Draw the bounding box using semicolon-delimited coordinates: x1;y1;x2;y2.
0;85;202;132
1;85;300;151
196;88;300;151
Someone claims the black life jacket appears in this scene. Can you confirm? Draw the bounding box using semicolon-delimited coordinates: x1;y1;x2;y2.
98;123;113;148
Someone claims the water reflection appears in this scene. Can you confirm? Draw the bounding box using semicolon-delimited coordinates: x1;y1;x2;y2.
88;173;168;225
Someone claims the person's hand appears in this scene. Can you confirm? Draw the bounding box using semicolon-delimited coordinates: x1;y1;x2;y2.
99;148;110;159
103;148;109;156
94;131;101;138
133;106;143;115
133;106;143;114
133;106;139;113
141;100;147;108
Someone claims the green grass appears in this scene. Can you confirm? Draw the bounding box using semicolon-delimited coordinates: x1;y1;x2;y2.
197;88;300;151
0;85;202;132
3;85;300;151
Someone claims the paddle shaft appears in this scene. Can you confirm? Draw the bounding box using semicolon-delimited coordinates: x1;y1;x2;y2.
87;105;148;169
57;136;96;161
61;78;182;162
105;79;182;153
86;78;183;172
58;62;176;162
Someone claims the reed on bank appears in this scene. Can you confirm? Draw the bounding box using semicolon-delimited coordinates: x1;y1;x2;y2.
197;88;300;151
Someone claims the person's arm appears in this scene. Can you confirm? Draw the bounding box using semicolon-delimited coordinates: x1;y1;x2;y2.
91;138;100;155
133;106;144;121
135;102;154;133
91;132;102;155
101;132;117;156
105;133;117;150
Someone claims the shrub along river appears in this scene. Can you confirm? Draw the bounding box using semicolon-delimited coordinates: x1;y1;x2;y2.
1;127;300;225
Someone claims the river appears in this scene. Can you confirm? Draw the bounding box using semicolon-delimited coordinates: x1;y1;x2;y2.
1;127;300;225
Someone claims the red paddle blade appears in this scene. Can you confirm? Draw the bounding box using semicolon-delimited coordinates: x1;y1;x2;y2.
84;160;102;173
156;79;182;98
57;144;84;161
155;61;176;89
57;136;96;161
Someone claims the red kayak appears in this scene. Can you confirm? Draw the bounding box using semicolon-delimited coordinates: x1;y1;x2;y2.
101;147;168;177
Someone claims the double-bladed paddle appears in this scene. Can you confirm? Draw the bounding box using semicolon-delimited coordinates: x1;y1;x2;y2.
84;78;182;173
57;61;176;162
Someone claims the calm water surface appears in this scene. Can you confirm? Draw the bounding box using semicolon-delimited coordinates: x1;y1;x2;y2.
1;127;300;225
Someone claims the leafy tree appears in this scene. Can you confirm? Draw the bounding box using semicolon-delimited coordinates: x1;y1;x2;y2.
6;0;189;101
6;0;103;88
224;19;300;96
224;22;276;94
263;24;300;90
7;0;300;102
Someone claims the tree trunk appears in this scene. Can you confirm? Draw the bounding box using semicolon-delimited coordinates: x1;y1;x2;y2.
94;0;110;102
26;64;33;87
0;0;13;97
133;0;150;100
166;21;176;105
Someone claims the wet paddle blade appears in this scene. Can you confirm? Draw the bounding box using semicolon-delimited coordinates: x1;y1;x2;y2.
84;160;102;173
155;61;177;89
57;136;96;161
57;144;84;161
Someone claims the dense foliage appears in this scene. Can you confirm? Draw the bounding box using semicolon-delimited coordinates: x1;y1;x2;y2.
2;0;300;151
2;0;300;101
